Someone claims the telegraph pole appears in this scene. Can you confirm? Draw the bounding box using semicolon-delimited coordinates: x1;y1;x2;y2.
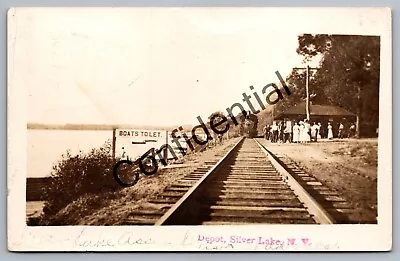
305;65;310;121
293;66;319;121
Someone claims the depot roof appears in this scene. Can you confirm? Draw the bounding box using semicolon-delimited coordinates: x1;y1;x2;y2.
275;102;355;119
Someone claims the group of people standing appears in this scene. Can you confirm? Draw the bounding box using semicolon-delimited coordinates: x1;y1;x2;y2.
263;119;356;143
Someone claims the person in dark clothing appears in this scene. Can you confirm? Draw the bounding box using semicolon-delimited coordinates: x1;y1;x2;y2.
278;122;283;143
338;123;344;139
348;123;356;138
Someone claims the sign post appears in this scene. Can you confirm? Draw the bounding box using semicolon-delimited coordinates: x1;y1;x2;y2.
112;128;116;162
165;130;168;164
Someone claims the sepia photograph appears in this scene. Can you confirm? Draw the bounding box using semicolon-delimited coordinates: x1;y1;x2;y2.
8;7;391;251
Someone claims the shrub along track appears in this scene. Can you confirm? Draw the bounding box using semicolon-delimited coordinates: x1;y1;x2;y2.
122;138;357;225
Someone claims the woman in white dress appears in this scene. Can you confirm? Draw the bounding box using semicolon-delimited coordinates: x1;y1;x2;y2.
303;119;311;143
299;121;305;143
310;122;318;142
327;122;334;139
292;122;300;143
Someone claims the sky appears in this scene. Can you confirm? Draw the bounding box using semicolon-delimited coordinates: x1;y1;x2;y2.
9;8;388;127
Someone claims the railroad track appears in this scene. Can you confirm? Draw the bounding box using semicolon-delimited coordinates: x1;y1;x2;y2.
123;138;354;225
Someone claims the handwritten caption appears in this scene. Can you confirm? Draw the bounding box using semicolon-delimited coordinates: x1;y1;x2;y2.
14;228;340;251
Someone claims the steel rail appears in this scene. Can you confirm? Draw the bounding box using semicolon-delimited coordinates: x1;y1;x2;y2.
154;137;244;225
254;139;335;224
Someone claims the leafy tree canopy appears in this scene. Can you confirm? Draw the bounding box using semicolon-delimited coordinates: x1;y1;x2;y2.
277;34;380;136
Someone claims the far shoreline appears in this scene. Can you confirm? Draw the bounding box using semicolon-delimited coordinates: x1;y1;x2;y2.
27;123;194;131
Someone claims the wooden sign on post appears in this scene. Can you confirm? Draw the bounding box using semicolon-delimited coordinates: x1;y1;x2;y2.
114;129;166;161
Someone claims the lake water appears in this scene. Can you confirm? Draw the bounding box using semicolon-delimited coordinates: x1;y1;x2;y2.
28;130;113;177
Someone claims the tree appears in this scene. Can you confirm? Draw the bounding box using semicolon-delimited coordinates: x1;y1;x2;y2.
208;111;227;138
208;111;226;122
273;69;324;123
294;34;380;137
